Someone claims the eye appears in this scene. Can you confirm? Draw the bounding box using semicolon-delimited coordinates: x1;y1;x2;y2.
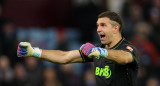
101;23;104;26
100;23;106;27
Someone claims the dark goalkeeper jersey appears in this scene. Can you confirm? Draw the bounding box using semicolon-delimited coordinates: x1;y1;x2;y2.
79;38;139;86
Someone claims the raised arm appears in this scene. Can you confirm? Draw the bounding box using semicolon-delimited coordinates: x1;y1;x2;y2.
17;42;83;64
40;50;82;64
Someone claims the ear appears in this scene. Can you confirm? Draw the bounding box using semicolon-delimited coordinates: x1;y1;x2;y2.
113;25;120;33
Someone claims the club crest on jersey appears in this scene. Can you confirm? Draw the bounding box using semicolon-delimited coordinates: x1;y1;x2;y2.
126;46;133;52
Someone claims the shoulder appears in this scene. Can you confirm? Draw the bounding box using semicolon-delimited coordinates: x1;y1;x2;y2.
123;39;137;51
118;39;137;51
120;39;140;64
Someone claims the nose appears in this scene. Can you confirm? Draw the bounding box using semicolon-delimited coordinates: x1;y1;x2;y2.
97;26;102;33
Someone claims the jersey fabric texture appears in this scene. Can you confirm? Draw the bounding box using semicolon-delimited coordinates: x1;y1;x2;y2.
79;37;139;86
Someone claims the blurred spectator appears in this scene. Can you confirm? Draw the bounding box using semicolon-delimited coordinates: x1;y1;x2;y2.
152;0;160;9
148;0;160;52
146;77;159;86
84;69;96;86
59;64;83;86
0;18;18;66
0;55;13;86
0;5;2;17
137;67;148;86
0;0;4;17
129;3;143;22
43;67;62;86
122;3;144;40
12;63;27;86
150;8;160;27
0;3;4;54
130;22;159;69
24;57;43;86
57;28;68;51
107;0;125;14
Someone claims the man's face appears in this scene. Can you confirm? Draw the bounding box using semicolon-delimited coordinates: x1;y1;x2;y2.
97;17;115;45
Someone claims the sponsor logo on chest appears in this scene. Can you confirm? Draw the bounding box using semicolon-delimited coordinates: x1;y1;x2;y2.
95;66;111;78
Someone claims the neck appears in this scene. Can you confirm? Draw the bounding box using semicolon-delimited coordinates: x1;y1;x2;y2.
106;34;122;49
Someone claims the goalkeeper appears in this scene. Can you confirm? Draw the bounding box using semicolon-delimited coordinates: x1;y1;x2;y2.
17;11;139;86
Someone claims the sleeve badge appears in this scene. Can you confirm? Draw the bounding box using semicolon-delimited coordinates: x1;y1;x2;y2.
126;46;133;52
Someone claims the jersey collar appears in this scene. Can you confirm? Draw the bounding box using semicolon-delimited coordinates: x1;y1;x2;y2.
109;37;125;50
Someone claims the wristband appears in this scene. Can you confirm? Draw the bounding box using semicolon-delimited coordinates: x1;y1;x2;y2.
33;47;42;58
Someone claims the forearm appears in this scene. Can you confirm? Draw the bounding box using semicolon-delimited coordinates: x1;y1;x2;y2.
106;50;133;64
79;43;133;64
40;50;82;64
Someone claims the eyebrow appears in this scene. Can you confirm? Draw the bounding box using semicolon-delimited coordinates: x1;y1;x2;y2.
96;22;106;25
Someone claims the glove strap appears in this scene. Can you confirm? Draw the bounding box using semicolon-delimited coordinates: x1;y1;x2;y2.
33;47;42;58
98;47;108;58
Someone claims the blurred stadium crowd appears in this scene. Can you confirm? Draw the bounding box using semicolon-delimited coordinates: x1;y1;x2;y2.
0;0;160;86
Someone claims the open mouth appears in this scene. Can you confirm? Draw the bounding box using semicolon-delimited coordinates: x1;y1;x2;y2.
100;35;105;39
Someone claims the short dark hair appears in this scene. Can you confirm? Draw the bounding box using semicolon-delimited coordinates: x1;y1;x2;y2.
98;11;123;32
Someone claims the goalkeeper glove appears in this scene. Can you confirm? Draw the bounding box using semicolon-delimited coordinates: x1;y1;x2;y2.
80;43;108;59
17;42;42;58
